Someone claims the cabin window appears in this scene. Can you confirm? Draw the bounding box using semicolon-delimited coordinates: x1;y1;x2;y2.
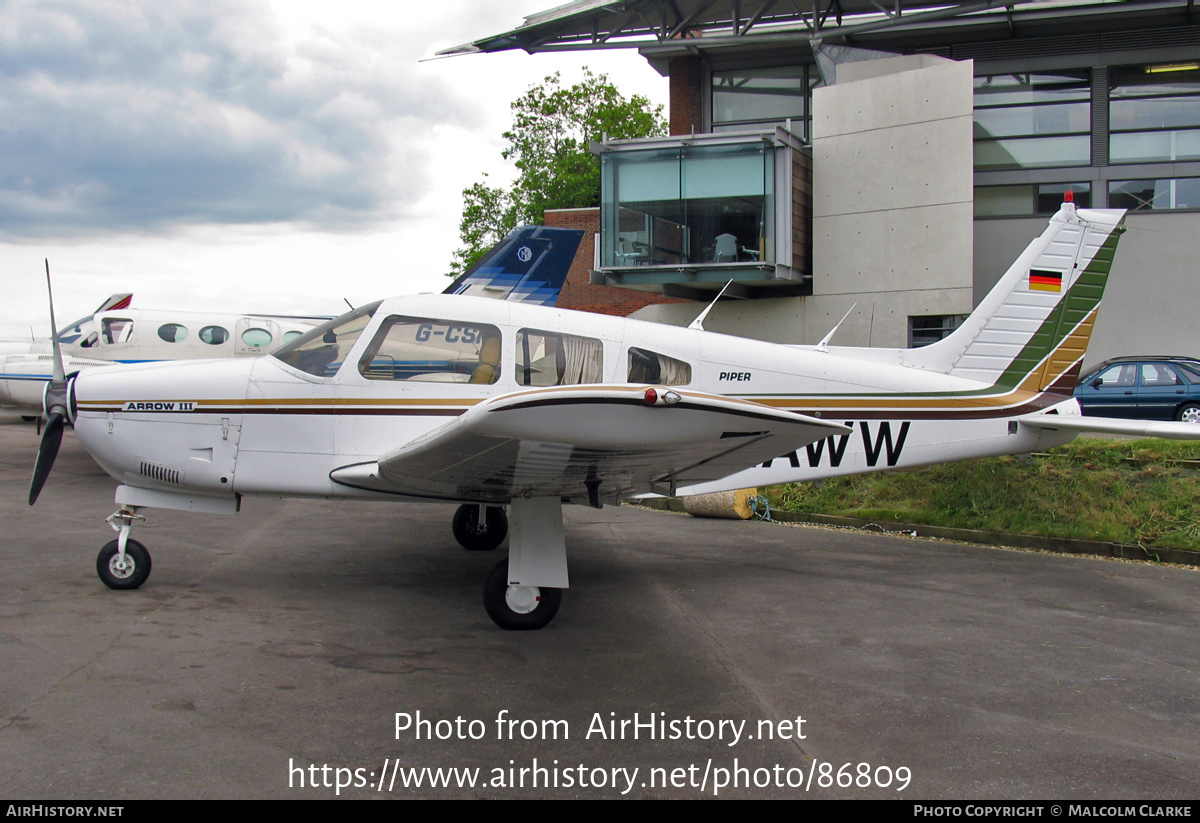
241;328;273;348
281;330;304;344
359;316;502;384
157;323;188;343
101;318;134;345
627;348;691;385
273;302;378;378
515;329;603;386
199;325;229;345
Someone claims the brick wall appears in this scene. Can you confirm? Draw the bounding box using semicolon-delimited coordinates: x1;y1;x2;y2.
544;208;687;317
669;57;704;136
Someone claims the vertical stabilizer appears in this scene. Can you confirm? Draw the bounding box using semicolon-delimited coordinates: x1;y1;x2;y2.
444;226;584;307
909;202;1126;394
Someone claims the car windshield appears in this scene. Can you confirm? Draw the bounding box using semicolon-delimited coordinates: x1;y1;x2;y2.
272;301;381;377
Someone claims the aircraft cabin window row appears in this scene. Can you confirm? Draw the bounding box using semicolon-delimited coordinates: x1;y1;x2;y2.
272;306;693;386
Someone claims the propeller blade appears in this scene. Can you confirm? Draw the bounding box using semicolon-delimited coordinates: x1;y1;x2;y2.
29;410;64;505
45;259;65;384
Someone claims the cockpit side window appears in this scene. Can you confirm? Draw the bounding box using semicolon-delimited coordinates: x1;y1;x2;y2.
101;318;134;345
272;302;380;378
516;329;603;386
627;347;691;385
359;316;502;384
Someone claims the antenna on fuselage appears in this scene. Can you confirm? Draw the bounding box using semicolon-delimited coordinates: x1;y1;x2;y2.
687;280;734;332
815;303;857;352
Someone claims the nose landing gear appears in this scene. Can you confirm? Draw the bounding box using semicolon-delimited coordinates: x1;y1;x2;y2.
98;507;151;590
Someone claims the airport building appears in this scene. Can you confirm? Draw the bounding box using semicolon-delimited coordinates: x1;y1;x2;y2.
447;0;1200;363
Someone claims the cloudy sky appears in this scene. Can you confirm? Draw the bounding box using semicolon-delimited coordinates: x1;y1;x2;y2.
3;0;668;335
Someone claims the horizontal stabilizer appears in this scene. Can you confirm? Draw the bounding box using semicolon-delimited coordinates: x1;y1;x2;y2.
1018;413;1200;441
331;385;850;503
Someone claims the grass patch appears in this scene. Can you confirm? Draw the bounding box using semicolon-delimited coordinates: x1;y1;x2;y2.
764;438;1200;550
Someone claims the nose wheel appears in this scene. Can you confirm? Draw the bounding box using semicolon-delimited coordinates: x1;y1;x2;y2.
97;506;151;590
97;539;152;590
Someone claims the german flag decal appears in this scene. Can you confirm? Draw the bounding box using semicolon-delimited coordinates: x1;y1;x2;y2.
1029;269;1063;292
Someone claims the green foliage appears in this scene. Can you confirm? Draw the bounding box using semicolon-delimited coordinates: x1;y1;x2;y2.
765;439;1200;550
450;69;667;276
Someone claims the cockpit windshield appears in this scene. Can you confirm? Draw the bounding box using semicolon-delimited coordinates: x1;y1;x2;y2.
271;300;381;377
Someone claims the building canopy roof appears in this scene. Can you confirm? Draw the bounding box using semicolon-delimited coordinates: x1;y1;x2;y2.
439;0;1191;59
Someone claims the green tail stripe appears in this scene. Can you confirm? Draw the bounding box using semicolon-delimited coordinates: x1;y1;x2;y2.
991;226;1123;392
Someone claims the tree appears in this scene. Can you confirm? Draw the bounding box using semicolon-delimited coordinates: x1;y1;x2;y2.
450;69;667;275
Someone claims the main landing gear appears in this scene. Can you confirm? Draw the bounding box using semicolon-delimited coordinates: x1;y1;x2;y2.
452;504;508;551
457;498;569;631
97;506;152;590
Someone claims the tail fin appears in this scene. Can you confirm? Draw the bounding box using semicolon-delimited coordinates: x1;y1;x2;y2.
444;226;584;307
910;202;1126;395
95;293;133;312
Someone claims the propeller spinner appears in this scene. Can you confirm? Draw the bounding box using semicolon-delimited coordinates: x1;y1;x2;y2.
29;259;71;505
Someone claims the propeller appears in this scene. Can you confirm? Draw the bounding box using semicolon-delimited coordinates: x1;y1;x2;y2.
29;259;70;506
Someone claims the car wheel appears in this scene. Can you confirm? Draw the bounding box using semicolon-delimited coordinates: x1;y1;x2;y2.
1176;403;1200;424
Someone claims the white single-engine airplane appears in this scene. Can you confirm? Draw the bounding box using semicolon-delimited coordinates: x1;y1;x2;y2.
26;199;1199;630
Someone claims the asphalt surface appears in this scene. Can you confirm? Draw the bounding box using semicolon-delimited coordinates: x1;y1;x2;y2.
1;422;1198;799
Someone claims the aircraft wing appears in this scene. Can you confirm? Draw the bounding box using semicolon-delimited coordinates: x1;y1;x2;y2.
330;385;851;504
1018;412;1200;440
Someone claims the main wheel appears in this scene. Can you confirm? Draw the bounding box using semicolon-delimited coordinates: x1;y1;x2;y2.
97;539;152;590
1176;403;1200;424
452;504;508;551
483;560;561;631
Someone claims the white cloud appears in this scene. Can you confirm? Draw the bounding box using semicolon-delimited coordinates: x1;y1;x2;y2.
2;0;668;331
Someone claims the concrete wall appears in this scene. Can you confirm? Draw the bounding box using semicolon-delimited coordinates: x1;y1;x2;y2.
811;54;975;347
634;54;976;347
974;212;1200;370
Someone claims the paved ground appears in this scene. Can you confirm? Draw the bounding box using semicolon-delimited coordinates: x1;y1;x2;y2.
1;422;1197;799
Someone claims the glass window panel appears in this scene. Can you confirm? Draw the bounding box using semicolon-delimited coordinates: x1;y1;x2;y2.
908;315;966;348
1110;129;1200;163
713;66;807;123
517;329;602;386
974;135;1090;170
975;183;1090;217
156;323;187;343
360;317;502;384
681;146;766;199
974;72;1091;106
602;142;774;266
1109;178;1200;210
1111;97;1200;131
973;102;1090;138
199;325;228;345
241;328;273;348
1110;65;1200;98
101;318;134;344
615;151;680;202
627;348;691;385
273;302;379;378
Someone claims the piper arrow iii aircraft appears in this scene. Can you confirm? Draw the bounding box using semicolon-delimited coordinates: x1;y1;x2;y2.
26;199;1200;630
